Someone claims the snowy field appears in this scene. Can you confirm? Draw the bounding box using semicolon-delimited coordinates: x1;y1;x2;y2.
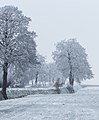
0;87;99;120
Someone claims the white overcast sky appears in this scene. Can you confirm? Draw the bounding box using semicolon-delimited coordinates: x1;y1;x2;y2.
0;0;99;84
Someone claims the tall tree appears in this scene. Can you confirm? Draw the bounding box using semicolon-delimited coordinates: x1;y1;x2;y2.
53;39;93;92
0;6;37;99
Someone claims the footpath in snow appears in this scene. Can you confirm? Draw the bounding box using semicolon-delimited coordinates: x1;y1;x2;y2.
0;87;99;120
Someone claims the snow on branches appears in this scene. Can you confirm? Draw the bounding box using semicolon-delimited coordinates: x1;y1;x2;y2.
53;39;93;87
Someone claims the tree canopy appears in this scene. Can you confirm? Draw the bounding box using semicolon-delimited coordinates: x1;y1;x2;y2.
53;39;93;90
0;6;37;99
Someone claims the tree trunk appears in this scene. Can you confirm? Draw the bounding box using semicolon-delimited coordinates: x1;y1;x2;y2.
2;62;8;100
69;71;74;86
35;71;38;85
69;72;74;93
71;75;74;86
68;52;75;93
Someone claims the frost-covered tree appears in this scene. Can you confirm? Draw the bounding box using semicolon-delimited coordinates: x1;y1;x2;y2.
11;54;46;87
0;6;37;99
25;61;65;87
34;62;65;86
45;62;65;84
53;39;93;92
33;54;45;85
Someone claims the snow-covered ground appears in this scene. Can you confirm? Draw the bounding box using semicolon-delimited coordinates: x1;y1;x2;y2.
0;87;99;120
